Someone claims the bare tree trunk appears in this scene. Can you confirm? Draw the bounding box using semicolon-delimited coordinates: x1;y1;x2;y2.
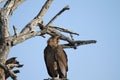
0;0;24;79
0;46;11;80
0;7;11;80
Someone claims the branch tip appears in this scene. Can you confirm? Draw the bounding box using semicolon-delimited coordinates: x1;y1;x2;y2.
64;5;70;10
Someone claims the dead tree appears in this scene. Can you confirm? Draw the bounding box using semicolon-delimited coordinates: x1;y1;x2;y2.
0;0;96;80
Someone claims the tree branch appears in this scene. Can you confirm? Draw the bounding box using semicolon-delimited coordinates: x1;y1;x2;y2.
10;31;43;46
21;0;53;34
5;57;23;79
1;1;97;50
3;0;25;15
8;0;96;48
11;27;76;46
38;5;70;36
11;1;75;46
0;0;24;41
36;0;53;19
1;0;53;46
61;40;97;49
0;63;17;80
45;5;70;28
0;0;25;68
13;25;19;37
38;23;74;43
49;25;79;36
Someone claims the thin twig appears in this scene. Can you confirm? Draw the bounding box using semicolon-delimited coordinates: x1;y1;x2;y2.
46;5;70;28
13;25;19;37
50;25;79;36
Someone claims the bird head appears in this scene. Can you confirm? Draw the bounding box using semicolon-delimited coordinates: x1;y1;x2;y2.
47;36;60;47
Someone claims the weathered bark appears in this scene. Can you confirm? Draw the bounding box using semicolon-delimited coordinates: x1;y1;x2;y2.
0;8;11;80
0;0;24;80
5;57;23;79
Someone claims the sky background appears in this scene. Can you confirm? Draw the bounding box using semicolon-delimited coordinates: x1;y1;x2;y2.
0;0;120;80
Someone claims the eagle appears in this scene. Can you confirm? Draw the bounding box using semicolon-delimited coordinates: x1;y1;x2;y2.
44;36;68;80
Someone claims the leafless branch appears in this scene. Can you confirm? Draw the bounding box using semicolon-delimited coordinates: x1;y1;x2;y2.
50;25;79;35
4;0;96;49
5;57;23;79
13;25;19;37
36;0;53;19
61;40;97;49
11;26;76;46
0;1;97;51
4;0;25;15
45;5;70;28
12;1;72;46
11;31;43;46
38;23;74;43
0;0;24;40
0;63;17;80
39;5;70;35
21;0;53;34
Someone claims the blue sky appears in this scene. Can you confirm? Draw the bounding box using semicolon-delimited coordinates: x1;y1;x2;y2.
1;0;120;80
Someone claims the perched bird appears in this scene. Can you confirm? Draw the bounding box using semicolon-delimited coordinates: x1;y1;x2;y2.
44;36;68;80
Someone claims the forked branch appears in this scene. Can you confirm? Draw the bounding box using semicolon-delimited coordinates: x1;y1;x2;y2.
21;0;53;34
6;0;96;49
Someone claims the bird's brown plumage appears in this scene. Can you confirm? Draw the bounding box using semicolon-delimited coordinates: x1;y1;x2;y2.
44;36;68;79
